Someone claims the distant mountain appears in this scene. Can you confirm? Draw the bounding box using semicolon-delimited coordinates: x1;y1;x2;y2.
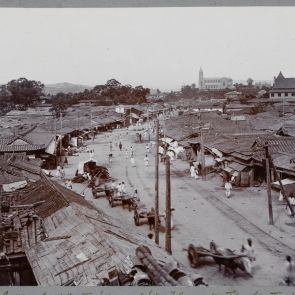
44;82;93;95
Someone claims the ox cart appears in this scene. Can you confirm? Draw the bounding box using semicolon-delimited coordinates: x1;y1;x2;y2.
91;185;106;198
133;203;163;228
108;191;138;210
187;244;252;278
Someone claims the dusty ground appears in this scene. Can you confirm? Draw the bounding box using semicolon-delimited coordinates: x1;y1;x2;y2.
53;124;295;287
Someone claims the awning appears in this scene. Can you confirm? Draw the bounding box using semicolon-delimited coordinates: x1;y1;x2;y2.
223;167;233;173
272;179;295;193
227;162;247;172
272;178;295;186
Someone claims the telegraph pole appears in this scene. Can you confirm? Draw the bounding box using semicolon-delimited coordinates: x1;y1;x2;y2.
54;117;57;166
59;112;63;162
165;151;172;255
264;143;274;225
91;110;94;143
200;130;206;180
154;119;160;245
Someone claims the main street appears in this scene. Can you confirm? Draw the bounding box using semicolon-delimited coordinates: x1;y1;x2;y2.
58;124;293;287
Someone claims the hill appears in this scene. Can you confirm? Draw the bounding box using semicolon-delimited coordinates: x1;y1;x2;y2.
44;82;93;95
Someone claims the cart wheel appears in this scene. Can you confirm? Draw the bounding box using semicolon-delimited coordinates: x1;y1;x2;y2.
188;244;198;268
134;215;140;226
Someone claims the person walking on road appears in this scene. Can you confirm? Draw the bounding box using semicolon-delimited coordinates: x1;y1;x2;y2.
119;142;122;152
190;163;199;179
133;189;140;202
282;255;295;286
225;180;232;198
125;148;129;159
144;154;149;167
130;155;136;167
108;153;113;163
146;143;150;154
241;238;256;262
130;146;134;157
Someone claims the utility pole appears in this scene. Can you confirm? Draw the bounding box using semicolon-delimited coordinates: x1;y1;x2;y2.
165;151;172;255
91;110;94;143
154;119;160;245
200;130;206;180
264;143;274;225
54;117;57;166
59;112;62;162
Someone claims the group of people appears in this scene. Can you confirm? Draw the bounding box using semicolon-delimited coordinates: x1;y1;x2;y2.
240;238;295;286
108;179;140;202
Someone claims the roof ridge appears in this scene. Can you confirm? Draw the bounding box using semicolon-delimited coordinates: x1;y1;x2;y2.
40;171;70;206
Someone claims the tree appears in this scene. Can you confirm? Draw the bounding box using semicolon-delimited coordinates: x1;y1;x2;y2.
106;79;121;88
0;85;10;102
6;78;44;107
50;92;78;117
247;78;254;87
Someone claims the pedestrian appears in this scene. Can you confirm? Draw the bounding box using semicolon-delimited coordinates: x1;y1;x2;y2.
119;142;122;151
125;148;129;159
130;146;134;156
130;156;136;167
116;182;121;196
55;165;61;177
133;189;140;202
121;181;126;194
190;163;196;178
60;167;65;179
225;180;232;198
108;153;113;163
241;238;256;262
144;154;149;167
139;133;142;143
64;156;68;166
283;255;295;286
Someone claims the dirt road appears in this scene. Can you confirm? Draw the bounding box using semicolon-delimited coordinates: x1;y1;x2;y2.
60;126;294;287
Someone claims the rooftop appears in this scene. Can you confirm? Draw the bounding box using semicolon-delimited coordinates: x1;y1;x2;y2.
273;71;295;89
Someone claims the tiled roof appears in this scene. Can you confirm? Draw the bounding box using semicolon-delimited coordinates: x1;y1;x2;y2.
0;144;45;152
0;172;26;185
13;175;195;286
18;176;95;218
273;72;295;89
253;137;295;155
11;158;42;175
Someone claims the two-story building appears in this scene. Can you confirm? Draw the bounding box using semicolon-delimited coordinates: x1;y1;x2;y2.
270;71;295;100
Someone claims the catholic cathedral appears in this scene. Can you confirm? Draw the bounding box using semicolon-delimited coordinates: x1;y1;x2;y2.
198;67;233;90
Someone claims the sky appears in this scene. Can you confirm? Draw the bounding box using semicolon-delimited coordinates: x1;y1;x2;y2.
0;7;295;91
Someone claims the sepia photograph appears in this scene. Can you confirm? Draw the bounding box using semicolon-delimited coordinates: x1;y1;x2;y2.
0;5;295;288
